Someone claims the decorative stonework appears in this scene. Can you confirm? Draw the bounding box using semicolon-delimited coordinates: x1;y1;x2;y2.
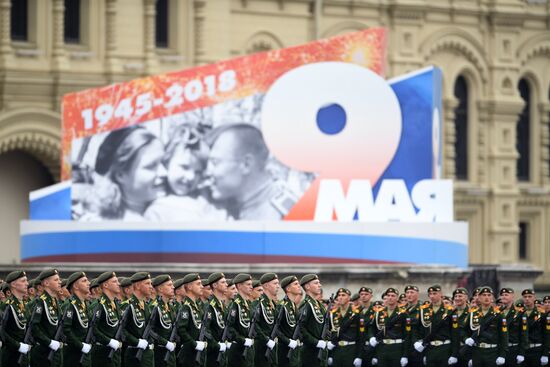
244;31;284;55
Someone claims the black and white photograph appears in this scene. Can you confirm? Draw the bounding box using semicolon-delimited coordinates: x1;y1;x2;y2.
70;94;315;222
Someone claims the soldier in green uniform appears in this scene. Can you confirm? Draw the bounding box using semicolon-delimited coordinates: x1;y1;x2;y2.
177;273;207;366
543;295;550;366
414;285;458;367
276;276;301;367
451;288;470;367
329;288;363;367
29;268;63;367
200;280;212;305
63;272;93;366
224;278;238;304
2;271;31;366
124;272;155;367
464;286;507;367
253;273;279;367
298;274;330;367
88;278;101;315
120;277;133;303
173;278;186;314
367;287;410;367
251;280;264;302
226;273;255;367
203;272;228;367
91;271;123;367
521;289;547;366
151;275;177;367
357;287;375;367
498;288;528;367
403;285;422;367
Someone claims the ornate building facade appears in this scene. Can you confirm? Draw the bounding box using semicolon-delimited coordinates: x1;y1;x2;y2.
1;0;549;288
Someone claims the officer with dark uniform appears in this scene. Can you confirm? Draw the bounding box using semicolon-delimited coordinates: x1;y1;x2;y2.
498;287;528;367
151;275;177;367
177;273;207;366
204;272;228;367
298;274;330;367
403;285;423;367
329;287;362;367
30;268;63;367
124;272;155;367
521;289;547;366
254;273;279;367
357;287;375;367
92;271;123;367
414;285;458;367
276;275;301;367
451;288;470;367
366;287;410;367
63;271;93;366
226;273;255;367
464;286;508;367
2;271;31;366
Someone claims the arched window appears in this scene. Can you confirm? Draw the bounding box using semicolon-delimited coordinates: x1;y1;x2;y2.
517;79;530;181
454;76;468;180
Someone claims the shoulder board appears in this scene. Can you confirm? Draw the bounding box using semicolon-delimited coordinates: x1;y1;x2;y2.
330;308;338;314
151;300;158;306
5;299;12;305
493;308;502;314
536;306;544;313
40;294;47;301
71;299;77;305
446;305;454;311
373;305;384;312
398;307;407;313
420;304;430;309
121;299;129;305
469;307;478;312
209;299;216;306
184;300;190;306
235;298;241;305
352;306;360;313
100;298;106;305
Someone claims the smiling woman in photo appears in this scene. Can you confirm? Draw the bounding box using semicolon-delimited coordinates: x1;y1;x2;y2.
90;125;167;221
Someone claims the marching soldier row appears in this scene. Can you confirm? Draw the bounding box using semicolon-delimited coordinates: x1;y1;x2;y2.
0;269;549;367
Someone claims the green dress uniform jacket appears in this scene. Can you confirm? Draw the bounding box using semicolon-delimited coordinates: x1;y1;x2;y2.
524;306;546;366
92;294;122;367
226;293;254;367
298;294;328;367
418;303;458;367
452;307;470;367
124;295;155;367
501;305;529;364
359;304;375;367
152;298;176;367
1;295;29;366
204;295;226;367
177;297;205;366
467;306;508;366
254;294;278;367
543;311;550;358
29;292;63;367
367;305;411;367
276;296;301;367
63;295;91;367
329;305;362;367
406;303;423;367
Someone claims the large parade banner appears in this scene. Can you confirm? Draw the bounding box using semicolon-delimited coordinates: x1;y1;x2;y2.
23;29;468;266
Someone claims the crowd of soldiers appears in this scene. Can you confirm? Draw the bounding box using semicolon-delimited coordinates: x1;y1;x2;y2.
0;268;549;367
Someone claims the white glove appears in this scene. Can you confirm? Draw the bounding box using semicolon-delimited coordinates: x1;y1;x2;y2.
369;336;378;347
496;357;505;366
225;341;232;350
372;358;378;365
165;341;176;352
400;357;408;366
266;339;276;349
81;342;92;354
244;338;254;347
288;339;298;349
423;356;427;366
542;356;549;366
327;341;335;350
516;355;524;364
218;342;226;352
328;357;333;366
48;340;61;351
414;341;425;353
468;360;473;367
316;340;327;349
448;356;458;365
195;341;206;351
137;339;148;350
353;358;363;367
465;337;475;347
108;339;121;350
18;343;31;354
